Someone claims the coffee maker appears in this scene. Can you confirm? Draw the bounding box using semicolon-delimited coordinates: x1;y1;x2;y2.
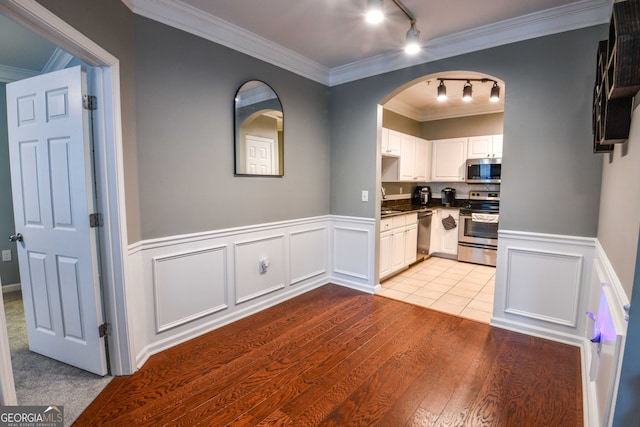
441;187;456;207
413;186;431;206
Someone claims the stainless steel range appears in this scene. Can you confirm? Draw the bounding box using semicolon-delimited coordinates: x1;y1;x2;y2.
458;191;500;266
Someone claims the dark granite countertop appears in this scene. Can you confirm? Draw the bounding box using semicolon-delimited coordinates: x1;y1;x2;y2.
381;199;465;217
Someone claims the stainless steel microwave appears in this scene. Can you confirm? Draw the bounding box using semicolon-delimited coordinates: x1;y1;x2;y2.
466;158;501;183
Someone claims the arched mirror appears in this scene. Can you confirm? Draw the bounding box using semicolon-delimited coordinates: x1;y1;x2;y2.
234;80;284;176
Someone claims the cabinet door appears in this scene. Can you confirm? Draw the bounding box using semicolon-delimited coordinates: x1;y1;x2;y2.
404;223;418;265
431;138;467;181
491;135;503;157
399;134;416;181
379;231;393;278
386;128;402;157
414;138;430;181
467;136;493;159
391;229;406;271
440;210;459;255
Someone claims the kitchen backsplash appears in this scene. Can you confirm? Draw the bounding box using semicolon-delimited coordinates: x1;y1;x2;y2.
381;182;500;201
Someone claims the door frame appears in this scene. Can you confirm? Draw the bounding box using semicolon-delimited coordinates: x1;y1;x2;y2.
0;0;132;401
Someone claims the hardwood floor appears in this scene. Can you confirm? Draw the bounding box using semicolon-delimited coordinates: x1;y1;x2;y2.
76;284;583;426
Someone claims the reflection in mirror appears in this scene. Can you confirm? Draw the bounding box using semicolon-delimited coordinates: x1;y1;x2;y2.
234;80;284;176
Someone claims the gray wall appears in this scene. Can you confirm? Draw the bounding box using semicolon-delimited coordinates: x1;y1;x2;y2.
133;17;331;239
382;109;421;136
331;26;606;237
37;0;142;243
598;103;640;297
0;84;20;285
421;113;504;140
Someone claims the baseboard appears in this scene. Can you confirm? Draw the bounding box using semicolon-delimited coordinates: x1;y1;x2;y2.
489;316;585;348
1;284;21;294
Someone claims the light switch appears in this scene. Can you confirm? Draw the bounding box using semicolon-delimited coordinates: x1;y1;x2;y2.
2;250;11;262
361;190;369;202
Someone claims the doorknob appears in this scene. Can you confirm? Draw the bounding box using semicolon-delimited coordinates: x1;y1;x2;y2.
9;233;23;242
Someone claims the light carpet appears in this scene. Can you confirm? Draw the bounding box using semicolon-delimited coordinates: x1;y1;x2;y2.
3;291;112;426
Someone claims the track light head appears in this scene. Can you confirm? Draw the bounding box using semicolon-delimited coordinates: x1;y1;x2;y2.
462;81;473;102
490;82;500;102
404;23;420;54
437;81;447;101
365;0;384;24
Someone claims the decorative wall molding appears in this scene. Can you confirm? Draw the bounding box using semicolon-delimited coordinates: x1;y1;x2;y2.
152;246;229;333
504;247;583;327
492;230;596;343
125;0;611;87
130;215;377;368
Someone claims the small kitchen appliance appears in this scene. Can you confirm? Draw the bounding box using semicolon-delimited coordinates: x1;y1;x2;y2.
413;186;431;206
465;158;502;183
441;187;456;207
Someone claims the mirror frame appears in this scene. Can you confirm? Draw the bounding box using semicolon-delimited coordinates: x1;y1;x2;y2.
233;80;284;177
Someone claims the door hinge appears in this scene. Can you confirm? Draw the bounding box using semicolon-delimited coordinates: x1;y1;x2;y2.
83;94;97;111
89;213;103;228
98;323;110;338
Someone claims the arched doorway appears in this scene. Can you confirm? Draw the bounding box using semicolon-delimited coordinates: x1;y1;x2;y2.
377;70;505;324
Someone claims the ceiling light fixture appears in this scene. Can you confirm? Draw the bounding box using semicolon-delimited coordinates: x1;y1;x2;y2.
404;23;420;55
490;81;500;102
365;0;384;24
366;0;421;54
434;78;501;102
437;80;447;101
462;81;473;102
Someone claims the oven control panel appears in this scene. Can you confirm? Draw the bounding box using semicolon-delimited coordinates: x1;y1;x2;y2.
469;191;500;201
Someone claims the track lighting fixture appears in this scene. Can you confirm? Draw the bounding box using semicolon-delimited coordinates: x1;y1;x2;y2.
365;0;384;24
434;78;501;103
365;0;420;54
490;82;500;102
462;81;473;102
437;80;447;101
404;23;420;55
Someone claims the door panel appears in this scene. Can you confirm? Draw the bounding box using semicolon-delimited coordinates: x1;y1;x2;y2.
6;66;107;375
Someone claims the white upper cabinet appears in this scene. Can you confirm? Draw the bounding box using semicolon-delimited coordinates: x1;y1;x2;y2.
381;128;431;182
381;128;401;157
467;134;503;159
431;138;467;182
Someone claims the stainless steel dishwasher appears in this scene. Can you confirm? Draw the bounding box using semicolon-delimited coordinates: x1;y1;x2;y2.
417;210;433;260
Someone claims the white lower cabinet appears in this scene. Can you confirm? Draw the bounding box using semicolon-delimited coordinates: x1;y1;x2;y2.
430;208;460;256
379;213;418;279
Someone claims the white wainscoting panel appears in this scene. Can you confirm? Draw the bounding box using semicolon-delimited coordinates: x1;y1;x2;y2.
504;248;583;326
128;216;337;368
329;216;376;293
493;230;595;346
234;235;285;304
152;246;228;333
290;227;327;285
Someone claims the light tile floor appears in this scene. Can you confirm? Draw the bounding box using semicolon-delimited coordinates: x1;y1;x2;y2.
379;256;495;323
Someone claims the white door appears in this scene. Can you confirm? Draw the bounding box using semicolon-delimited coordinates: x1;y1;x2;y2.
6;66;108;376
245;135;274;174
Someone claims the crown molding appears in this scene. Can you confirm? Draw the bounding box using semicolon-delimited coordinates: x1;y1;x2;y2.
0;64;38;83
41;47;74;73
125;0;611;87
383;97;504;122
330;0;612;86
127;0;329;85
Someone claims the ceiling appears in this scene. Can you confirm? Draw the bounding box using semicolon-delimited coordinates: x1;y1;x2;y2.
2;0;612;120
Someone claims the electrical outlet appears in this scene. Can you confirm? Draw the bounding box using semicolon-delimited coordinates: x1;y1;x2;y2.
2;250;11;262
361;190;368;202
